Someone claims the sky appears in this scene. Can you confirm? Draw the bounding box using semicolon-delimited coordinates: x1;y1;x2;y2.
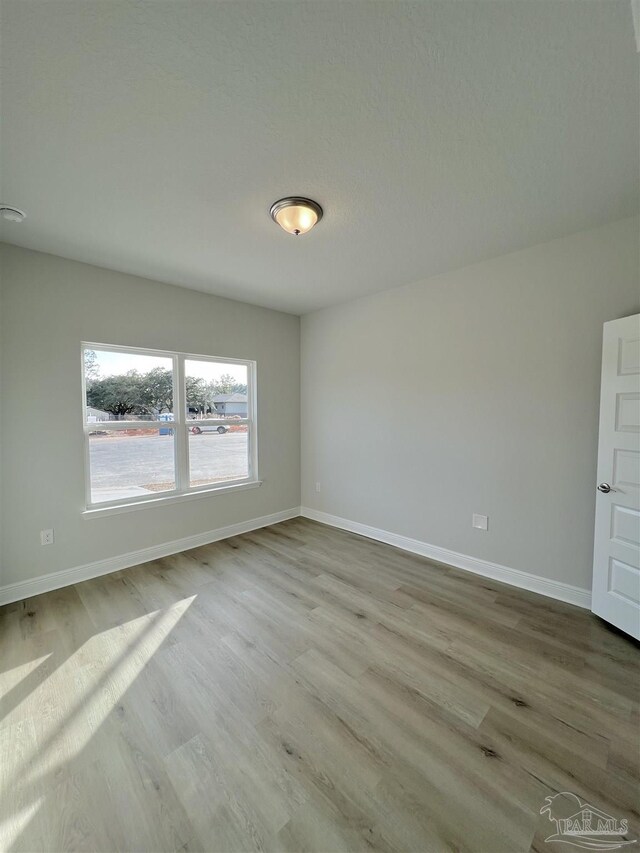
86;348;247;384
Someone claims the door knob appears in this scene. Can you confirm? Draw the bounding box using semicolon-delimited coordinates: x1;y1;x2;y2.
597;483;614;493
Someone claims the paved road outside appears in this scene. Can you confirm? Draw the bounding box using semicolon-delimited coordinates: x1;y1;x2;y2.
89;432;248;502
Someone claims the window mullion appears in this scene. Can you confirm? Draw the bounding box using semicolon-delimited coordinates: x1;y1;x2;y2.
174;355;189;492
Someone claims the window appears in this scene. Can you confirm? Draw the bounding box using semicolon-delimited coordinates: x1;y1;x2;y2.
82;344;257;510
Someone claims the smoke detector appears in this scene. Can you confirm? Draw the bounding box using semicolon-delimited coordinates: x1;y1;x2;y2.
0;206;26;223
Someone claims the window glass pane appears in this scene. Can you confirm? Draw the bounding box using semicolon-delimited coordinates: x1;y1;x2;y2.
185;359;248;421
88;428;175;503
188;424;249;487
84;348;174;421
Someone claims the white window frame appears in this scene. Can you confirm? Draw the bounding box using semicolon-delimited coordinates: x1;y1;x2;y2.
81;342;259;515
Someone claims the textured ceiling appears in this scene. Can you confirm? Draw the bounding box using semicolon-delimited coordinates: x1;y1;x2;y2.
0;1;638;314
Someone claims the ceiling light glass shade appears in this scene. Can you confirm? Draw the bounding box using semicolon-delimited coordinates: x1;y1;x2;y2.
270;197;323;236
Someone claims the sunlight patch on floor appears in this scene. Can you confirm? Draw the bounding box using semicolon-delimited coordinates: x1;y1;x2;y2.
0;654;51;694
0;596;195;849
0;797;45;850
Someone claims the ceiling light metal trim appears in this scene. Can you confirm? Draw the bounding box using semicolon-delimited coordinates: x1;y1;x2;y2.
0;205;26;223
269;197;323;236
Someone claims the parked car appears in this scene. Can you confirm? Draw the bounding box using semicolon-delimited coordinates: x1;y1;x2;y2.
191;424;229;434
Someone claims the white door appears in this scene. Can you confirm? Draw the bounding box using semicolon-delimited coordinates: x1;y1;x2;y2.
592;314;640;640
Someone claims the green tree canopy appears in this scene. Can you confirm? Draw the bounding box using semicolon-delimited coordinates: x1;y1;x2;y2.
140;367;173;414
211;373;247;396
186;376;208;413
87;371;145;419
86;367;248;418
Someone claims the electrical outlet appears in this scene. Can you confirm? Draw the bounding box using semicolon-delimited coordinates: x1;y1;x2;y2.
315;482;321;493
472;514;488;531
40;528;55;546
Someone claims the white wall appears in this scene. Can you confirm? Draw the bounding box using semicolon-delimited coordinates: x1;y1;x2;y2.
0;245;300;588
2;218;637;598
301;217;640;592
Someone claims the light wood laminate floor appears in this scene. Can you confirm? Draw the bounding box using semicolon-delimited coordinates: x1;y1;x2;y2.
1;518;638;852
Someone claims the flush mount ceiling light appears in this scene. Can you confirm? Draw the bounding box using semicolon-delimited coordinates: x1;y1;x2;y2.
0;205;26;223
270;197;322;236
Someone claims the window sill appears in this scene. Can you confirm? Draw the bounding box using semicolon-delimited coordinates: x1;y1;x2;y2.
82;480;263;518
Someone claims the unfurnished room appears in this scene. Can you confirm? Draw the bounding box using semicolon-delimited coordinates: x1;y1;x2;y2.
0;2;639;852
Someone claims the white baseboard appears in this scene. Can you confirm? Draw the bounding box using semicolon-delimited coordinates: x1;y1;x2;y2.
1;505;592;611
0;507;301;607
300;507;592;609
